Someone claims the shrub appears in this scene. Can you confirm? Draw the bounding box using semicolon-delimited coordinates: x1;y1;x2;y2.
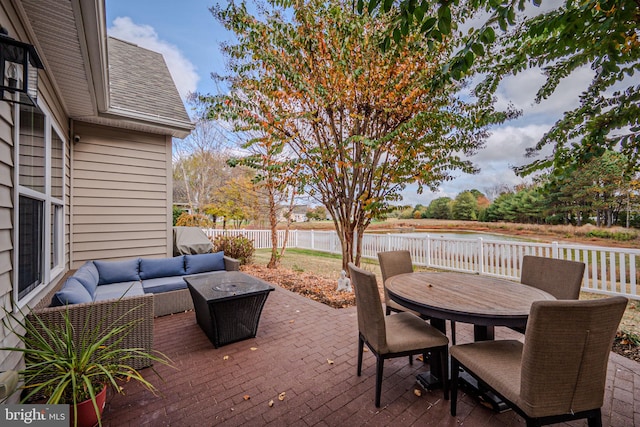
173;206;185;225
585;229;637;241
175;212;213;228
211;235;255;265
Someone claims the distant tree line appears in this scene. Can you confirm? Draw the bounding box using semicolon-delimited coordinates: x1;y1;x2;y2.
391;152;640;228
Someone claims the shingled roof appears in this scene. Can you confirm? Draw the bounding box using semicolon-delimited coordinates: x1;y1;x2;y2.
21;0;193;138
107;37;191;126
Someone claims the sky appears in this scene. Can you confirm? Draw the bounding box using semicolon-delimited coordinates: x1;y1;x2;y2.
105;0;596;207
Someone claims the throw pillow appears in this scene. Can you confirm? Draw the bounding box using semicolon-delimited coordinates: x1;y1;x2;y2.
51;278;93;306
185;252;225;275
94;258;141;285
140;256;186;280
73;261;100;295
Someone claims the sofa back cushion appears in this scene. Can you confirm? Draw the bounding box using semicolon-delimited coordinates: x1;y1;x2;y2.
73;261;100;295
185;251;225;275
51;277;94;306
140;256;186;280
94;258;141;285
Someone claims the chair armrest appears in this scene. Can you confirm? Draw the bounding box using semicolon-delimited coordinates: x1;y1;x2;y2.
224;256;240;271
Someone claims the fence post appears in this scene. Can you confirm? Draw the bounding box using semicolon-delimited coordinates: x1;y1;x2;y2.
552;242;559;259
387;233;392;251
477;237;484;274
425;235;431;268
311;230;315;251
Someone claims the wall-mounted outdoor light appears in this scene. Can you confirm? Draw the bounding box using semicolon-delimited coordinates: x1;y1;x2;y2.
0;27;44;107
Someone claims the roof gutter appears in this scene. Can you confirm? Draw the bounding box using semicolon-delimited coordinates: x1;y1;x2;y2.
72;0;109;114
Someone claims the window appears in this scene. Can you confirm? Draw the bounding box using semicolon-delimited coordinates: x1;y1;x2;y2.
15;105;65;303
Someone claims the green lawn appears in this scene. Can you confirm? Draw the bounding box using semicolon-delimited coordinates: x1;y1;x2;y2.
250;248;640;336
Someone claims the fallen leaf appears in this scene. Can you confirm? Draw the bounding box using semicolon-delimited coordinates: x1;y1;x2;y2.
278;391;286;401
290;320;295;323
268;399;274;407
414;389;422;397
250;347;258;351
416;355;424;362
243;395;250;400
223;355;229;360
327;359;334;365
363;348;369;352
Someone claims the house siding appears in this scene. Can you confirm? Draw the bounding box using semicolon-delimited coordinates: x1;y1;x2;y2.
71;122;172;266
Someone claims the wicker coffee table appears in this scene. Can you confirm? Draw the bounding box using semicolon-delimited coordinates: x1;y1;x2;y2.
185;271;275;348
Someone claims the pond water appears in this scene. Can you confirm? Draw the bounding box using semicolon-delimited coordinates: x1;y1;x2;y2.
371;231;527;242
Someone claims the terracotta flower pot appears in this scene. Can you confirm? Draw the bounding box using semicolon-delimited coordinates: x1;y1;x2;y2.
71;385;107;427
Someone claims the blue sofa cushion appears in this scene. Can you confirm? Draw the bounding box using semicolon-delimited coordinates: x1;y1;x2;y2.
94;281;145;301
94;258;141;285
140;256;185;280
185;252;225;275
141;276;187;294
51;278;93;306
73;261;100;296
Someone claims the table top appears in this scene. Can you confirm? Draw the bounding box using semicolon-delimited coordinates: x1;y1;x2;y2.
185;271;274;302
385;271;555;328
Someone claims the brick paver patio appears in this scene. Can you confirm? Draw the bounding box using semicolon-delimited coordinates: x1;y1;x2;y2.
103;285;640;426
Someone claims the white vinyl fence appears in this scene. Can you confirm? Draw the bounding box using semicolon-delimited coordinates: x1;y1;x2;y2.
203;228;640;300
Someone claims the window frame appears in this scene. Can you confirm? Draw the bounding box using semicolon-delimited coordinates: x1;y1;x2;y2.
13;102;66;308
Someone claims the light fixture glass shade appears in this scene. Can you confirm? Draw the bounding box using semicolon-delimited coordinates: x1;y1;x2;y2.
0;30;44;107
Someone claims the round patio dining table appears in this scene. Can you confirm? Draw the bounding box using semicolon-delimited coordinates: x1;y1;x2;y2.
385;271;555;410
386;271;555;340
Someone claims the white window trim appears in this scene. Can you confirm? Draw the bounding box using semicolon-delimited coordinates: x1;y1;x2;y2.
13;102;66;309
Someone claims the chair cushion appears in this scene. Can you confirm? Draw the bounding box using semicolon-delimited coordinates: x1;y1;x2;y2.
51;278;94;306
139;256;186;280
73;261;100;296
94;258;141;285
94;281;145;301
450;340;523;405
384;312;448;354
185;252;225;275
141;276;187;294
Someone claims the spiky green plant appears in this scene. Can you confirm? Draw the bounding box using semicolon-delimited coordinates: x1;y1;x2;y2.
2;305;171;426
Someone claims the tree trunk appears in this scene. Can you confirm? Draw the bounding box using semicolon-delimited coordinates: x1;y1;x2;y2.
267;191;279;268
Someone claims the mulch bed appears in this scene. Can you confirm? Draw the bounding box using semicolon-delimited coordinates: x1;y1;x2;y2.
241;264;355;308
613;332;640;362
242;263;640;363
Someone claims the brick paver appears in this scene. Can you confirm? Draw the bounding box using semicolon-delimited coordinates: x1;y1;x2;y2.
102;285;640;426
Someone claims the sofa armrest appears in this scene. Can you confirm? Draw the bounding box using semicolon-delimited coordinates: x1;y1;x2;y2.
224;256;240;271
29;294;155;370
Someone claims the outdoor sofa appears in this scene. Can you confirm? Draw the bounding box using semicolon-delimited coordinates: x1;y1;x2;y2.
30;252;240;369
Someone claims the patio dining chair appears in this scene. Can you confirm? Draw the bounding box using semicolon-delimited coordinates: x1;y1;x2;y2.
512;255;586;333
378;250;457;344
377;250;418;316
450;296;627;427
348;262;449;408
520;255;585;300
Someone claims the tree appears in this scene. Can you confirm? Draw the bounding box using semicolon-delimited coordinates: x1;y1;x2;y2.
229;140;301;268
173;98;233;213
427;197;452;219
452;191;478;220
306;205;328;221
207;0;511;271
363;0;639;175
213;173;260;229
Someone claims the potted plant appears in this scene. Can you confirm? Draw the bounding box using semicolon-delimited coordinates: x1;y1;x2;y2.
2;305;171;427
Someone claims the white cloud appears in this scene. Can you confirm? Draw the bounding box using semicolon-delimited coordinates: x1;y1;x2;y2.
399;123;553;206
108;17;199;99
494;66;594;120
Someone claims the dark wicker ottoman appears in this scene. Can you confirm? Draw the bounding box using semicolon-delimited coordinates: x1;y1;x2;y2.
185;271;275;348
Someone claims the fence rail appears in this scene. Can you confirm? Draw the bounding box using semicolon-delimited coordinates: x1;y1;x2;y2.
203;228;640;300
